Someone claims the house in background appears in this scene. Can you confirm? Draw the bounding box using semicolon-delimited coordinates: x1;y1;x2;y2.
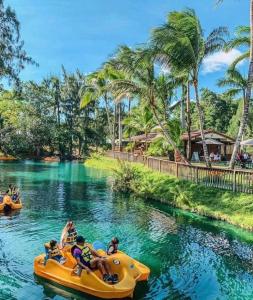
181;129;235;161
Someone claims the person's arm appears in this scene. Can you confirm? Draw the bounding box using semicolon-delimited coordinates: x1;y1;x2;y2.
48;249;53;258
76;257;91;273
91;248;102;258
107;245;114;255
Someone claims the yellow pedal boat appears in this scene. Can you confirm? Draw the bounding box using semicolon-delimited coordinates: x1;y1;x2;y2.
0;195;22;212
34;246;150;299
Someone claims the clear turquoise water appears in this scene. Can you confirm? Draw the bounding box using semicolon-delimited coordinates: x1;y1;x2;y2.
1;161;253;300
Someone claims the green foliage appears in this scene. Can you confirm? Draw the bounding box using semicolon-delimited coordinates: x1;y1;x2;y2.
227;99;253;138
88;156;253;230
0;0;35;85
112;160;139;193
0;67;110;158
199;88;238;132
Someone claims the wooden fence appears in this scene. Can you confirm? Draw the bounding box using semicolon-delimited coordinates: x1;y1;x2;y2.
106;151;253;194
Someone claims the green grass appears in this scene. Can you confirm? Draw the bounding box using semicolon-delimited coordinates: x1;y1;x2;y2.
85;155;253;231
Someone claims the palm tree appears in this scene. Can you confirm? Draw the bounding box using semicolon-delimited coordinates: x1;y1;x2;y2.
109;46;189;164
218;69;248;144
218;0;253;169
218;69;247;100
225;26;250;69
80;66;121;150
151;9;228;167
123;105;155;151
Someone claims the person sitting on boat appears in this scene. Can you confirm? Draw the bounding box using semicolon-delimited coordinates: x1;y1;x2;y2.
72;236;116;283
6;184;15;197
107;237;119;255
60;220;78;247
12;187;20;203
44;240;66;264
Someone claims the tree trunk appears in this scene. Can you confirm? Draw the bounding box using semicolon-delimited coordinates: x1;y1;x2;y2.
150;104;190;165
118;103;122;151
193;80;211;168
104;94;115;150
180;85;186;129
145;131;148;152
229;0;253;169
112;104;116;151
186;81;192;160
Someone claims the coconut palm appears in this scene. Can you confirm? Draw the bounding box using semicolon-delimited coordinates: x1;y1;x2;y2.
108;45;189;164
80;66;122;150
218;0;253;169
123;105;155;151
151;9;228;167
218;69;247;100
225;26;250;70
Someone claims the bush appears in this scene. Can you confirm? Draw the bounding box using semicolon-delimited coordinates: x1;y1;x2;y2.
112;160;140;193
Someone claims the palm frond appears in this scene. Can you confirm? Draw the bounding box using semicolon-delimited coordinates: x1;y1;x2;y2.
229;51;250;70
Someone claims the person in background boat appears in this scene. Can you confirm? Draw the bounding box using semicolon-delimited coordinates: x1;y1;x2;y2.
12;186;20;203
60;220;78;247
107;237;119;255
72;236;117;283
44;240;66;264
6;184;15;196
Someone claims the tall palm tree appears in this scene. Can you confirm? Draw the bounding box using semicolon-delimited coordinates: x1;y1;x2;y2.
151;9;228;167
218;0;253;169
109;46;189;164
80;66;121;150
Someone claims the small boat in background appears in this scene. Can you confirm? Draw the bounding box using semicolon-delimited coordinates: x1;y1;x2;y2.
0;195;22;212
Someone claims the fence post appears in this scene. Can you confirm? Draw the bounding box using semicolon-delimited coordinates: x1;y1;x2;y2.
196;167;199;183
233;170;237;192
176;163;179;178
159;159;161;172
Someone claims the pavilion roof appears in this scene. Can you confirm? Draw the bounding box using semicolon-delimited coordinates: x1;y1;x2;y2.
181;129;235;143
130;132;160;142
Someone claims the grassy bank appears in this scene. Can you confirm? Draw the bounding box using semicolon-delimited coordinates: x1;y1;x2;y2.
85;155;253;231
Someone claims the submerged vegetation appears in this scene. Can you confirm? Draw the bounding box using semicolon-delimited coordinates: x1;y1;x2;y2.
85;155;253;230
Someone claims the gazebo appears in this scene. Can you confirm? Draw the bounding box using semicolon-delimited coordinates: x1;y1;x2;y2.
181;129;235;160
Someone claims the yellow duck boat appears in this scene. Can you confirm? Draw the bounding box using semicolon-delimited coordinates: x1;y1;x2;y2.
0;195;22;212
34;245;150;299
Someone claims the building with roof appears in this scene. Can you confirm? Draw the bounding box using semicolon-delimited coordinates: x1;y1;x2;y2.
181;129;235;161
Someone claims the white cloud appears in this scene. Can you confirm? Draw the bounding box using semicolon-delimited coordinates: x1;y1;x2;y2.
202;49;244;74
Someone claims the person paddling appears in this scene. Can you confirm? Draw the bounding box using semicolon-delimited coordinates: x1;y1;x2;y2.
71;236;117;283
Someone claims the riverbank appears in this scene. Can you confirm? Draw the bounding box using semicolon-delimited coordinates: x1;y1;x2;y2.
85;155;253;231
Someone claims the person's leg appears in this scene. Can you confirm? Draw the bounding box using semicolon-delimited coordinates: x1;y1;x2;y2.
91;258;106;275
102;259;112;275
52;255;61;262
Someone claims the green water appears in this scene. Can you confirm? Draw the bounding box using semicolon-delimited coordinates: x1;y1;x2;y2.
1;162;253;300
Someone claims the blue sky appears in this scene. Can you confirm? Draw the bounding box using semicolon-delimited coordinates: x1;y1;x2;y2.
5;0;250;93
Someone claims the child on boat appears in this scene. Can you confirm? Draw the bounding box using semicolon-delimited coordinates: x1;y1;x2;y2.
44;240;66;264
72;236;117;283
107;237;119;255
60;220;78;247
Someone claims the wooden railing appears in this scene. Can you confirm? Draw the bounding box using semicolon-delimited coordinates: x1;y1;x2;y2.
106;151;253;194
